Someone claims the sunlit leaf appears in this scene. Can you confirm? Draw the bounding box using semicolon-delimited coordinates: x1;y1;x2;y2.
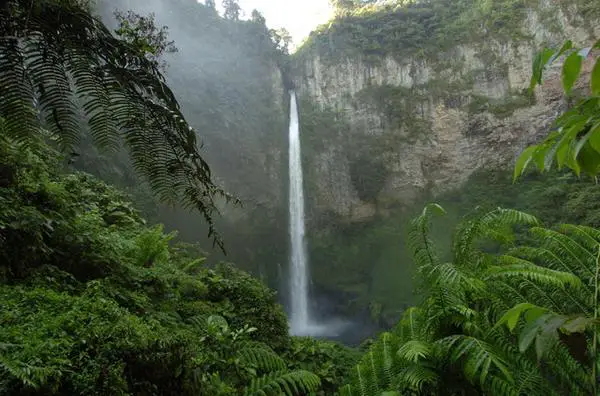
548;40;573;65
560;316;594;334
524;306;547;323
577;143;600;176
497;303;539;332
513;146;537;181
592;59;600;95
534;324;558;360
562;51;583;94
530;48;556;90
555;143;569;169
518;313;548;353
589;122;600;154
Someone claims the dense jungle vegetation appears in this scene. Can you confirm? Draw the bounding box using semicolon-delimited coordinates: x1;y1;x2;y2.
299;0;600;62
1;0;600;395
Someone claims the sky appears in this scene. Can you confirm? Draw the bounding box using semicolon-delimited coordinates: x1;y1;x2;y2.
216;0;333;47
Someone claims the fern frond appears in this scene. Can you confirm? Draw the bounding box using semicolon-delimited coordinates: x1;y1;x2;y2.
0;0;234;250
453;208;538;266
557;224;600;252
379;332;397;386
515;279;565;313
395;307;426;342
24;33;80;149
397;340;432;363
238;344;286;373
508;245;587;279
187;314;209;329
395;364;439;393
439;335;513;387
242;370;320;396
408;203;446;272
487;255;582;288
530;227;595;280
181;258;207;274
0;37;37;144
544;342;591;395
337;384;354;396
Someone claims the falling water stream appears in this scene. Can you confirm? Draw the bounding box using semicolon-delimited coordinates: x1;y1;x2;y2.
287;91;349;338
288;91;312;335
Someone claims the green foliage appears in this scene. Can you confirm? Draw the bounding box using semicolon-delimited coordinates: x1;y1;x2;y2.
299;0;600;62
242;370;321;396
284;337;361;394
0;137;328;395
354;84;431;138
340;205;600;395
297;0;535;62
72;0;292;284
0;135;144;280
468;91;535;119
200;263;290;351
0;0;232;250
349;155;388;202
307;159;600;332
515;40;600;180
114;10;178;71
306;211;418;325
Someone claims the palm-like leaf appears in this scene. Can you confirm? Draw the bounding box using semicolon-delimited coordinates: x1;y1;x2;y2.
238;343;287;373
0;0;234;249
408;203;446;272
242;370;321;396
487;255;582;288
340;206;599;395
439;335;513;387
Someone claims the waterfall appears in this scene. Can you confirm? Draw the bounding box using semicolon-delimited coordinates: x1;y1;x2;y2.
288;91;312;335
287;91;348;338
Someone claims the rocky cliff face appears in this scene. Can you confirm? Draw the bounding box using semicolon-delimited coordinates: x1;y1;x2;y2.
293;2;599;221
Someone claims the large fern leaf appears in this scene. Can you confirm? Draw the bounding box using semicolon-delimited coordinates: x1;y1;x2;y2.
408;203;446;285
238;343;287;373
0;0;234;249
242;370;320;396
453;208;539;266
439;335;513;388
529;227;596;280
487;255;582;288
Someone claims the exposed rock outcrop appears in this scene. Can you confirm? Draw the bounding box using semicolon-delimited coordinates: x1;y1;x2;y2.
293;2;599;221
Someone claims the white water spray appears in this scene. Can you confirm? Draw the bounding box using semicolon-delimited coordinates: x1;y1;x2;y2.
287;91;349;338
288;91;312;335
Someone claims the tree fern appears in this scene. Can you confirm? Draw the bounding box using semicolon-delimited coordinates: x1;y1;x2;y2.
242;370;320;396
452;208;539;267
557;224;600;252
340;332;403;396
0;0;234;249
440;335;513;386
508;245;593;289
487;255;582;288
340;206;600;395
529;227;596;279
238;343;287;373
408;203;446;272
395;364;439;393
